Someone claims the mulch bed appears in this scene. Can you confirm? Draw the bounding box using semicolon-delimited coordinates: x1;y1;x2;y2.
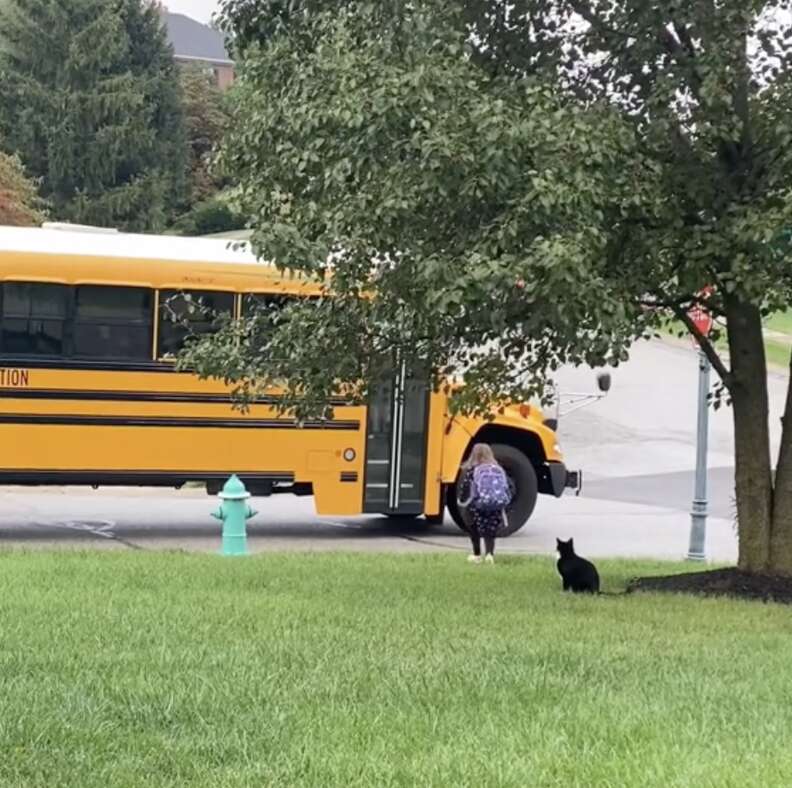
626;567;792;605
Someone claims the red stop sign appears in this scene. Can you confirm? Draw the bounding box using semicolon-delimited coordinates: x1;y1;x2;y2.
688;287;714;338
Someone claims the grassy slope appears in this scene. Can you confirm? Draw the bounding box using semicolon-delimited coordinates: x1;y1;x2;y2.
763;311;792;368
765;311;792;335
1;552;791;787
661;315;791;370
764;338;790;368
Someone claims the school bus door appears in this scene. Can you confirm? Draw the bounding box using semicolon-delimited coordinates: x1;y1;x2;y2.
363;364;429;515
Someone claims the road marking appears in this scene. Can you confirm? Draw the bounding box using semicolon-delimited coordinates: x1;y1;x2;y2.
55;520;117;538
324;520;362;530
29;518;144;550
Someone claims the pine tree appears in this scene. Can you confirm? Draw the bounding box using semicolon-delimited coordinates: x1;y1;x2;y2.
0;0;186;231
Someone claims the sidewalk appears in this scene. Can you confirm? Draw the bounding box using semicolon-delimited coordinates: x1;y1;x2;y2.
0;486;737;564
522;493;736;563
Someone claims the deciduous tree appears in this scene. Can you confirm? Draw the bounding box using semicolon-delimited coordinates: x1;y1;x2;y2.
192;1;792;575
0;148;44;225
180;66;231;203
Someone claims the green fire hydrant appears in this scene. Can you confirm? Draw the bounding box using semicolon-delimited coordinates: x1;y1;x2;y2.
211;475;257;556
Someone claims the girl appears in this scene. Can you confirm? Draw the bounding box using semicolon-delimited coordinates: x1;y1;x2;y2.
457;443;512;564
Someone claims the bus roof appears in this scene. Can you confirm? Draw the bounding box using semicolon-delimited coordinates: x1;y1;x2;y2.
0;224;262;266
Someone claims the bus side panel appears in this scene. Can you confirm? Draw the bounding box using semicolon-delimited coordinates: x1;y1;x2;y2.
440;417;475;485
0;368;367;514
304;405;367;516
421;390;447;516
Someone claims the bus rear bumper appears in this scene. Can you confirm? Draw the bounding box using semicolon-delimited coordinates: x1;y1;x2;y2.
547;462;582;498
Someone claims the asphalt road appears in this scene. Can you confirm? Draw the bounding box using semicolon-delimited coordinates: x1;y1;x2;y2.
554;338;786;519
0;339;786;561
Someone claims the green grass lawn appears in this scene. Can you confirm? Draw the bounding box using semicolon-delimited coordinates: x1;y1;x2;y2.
660;316;791;369
763;311;792;368
765;310;792;336
1;552;792;787
764;337;790;368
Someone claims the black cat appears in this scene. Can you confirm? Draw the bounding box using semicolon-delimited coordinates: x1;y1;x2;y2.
556;538;600;593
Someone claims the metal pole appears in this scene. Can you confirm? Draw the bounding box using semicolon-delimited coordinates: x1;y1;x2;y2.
687;350;710;561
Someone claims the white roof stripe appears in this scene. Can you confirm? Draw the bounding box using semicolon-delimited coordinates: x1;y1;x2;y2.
0;225;262;266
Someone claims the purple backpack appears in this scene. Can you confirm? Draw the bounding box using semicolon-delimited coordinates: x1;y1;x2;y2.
472;463;512;511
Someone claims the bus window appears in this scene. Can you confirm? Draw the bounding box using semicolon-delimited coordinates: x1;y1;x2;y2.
242;294;316;346
158;290;234;358
73;286;153;360
242;293;321;321
242;293;294;316
0;282;69;356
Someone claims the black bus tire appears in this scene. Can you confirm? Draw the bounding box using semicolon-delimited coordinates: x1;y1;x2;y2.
446;484;470;533
447;444;539;538
492;444;538;536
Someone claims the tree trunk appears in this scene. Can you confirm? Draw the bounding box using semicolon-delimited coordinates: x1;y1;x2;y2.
769;348;792;575
726;297;774;573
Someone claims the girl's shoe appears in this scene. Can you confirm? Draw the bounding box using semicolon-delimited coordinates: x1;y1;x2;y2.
484;554;495;565
467;554;482;564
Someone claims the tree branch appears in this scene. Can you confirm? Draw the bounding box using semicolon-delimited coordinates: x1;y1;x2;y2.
671;18;697;60
659;23;703;99
733;27;752;159
639;296;684;310
569;2;724;172
569;1;629;41
640;292;724;318
672;304;733;386
658;24;743;174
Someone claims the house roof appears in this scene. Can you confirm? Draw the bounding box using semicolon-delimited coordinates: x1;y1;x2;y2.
163;11;233;66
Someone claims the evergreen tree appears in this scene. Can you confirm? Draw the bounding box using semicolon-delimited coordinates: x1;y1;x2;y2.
0;0;186;231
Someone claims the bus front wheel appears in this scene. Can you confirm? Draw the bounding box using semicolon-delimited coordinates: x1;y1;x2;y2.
446;443;539;537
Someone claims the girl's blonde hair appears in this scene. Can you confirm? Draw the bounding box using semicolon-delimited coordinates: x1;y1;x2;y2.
467;443;497;468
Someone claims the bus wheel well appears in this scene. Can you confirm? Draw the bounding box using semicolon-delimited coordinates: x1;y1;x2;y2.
470;425;546;466
446;437;541;536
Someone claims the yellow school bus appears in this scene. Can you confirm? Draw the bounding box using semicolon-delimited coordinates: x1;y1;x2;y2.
0;224;581;535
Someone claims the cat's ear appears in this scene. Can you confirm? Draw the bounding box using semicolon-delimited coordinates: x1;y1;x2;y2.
568;538;574;549
556;538;562;547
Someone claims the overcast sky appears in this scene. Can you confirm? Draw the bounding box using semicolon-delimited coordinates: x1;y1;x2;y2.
163;1;790;30
162;2;791;46
164;0;219;24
